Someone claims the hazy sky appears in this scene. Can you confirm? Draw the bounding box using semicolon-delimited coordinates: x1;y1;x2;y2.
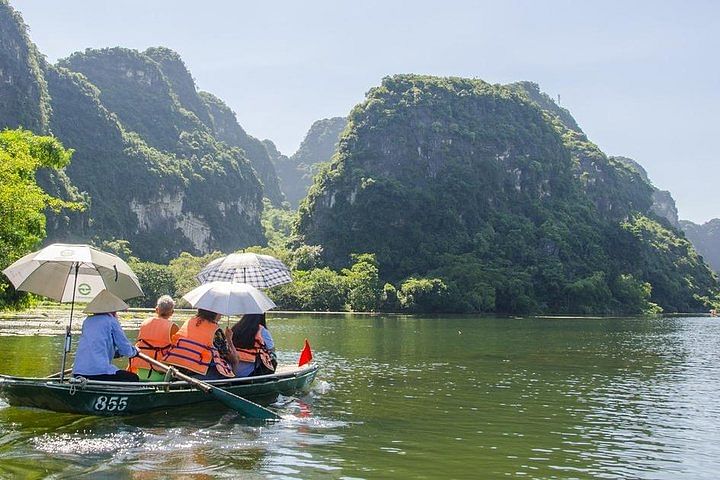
12;1;720;222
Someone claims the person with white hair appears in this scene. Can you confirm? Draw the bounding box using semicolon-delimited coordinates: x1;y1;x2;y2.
72;290;140;382
128;295;180;381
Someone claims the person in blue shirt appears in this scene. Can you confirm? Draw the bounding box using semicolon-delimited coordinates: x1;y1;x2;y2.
230;313;276;377
72;289;140;382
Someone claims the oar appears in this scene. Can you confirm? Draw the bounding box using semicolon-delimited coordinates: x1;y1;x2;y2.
46;368;73;379
136;352;280;421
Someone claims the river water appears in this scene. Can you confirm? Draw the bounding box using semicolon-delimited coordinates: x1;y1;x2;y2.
0;311;719;479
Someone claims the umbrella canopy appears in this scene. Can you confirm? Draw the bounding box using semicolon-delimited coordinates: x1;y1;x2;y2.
2;243;143;302
182;281;276;316
196;252;292;289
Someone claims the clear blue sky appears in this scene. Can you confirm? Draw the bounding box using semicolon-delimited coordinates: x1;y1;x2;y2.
13;0;720;222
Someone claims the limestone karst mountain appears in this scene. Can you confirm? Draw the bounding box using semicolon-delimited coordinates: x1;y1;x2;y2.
297;75;716;313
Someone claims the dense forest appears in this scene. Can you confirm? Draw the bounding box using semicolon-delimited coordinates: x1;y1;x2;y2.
0;0;717;314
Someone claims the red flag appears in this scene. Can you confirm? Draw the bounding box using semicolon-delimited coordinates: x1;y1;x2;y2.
298;339;313;367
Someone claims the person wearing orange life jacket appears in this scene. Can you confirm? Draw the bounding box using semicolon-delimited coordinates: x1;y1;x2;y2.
127;295;179;381
231;313;277;377
163;308;239;380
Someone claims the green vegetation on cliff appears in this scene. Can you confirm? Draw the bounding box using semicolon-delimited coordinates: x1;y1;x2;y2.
43;65;190;256
297;75;717;314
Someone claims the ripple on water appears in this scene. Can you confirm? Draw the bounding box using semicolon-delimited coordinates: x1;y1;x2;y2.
32;430;144;455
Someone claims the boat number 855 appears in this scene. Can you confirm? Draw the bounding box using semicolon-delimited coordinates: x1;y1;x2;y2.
93;396;128;411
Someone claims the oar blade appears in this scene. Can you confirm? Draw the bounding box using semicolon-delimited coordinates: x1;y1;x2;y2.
209;387;280;421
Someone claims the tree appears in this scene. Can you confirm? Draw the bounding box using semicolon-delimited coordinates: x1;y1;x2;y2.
129;261;177;307
398;278;450;313
0;129;81;307
291;268;348;311
343;253;381;311
564;271;612;314
611;273;661;315
168;251;224;305
380;283;400;312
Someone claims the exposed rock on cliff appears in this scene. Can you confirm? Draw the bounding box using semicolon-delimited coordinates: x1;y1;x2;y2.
611;156;680;228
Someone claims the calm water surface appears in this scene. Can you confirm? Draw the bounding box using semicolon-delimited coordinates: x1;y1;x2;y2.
0;312;719;479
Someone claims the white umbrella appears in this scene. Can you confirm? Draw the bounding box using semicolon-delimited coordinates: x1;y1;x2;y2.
2;243;144;380
196;252;291;289
3;243;143;302
183;281;276;316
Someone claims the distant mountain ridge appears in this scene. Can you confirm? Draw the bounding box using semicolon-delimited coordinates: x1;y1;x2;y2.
273;117;347;207
681;219;720;273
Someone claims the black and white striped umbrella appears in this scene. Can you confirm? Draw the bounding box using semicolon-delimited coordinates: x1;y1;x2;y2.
196;253;292;289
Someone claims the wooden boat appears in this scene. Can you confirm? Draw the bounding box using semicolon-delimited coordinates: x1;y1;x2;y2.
0;364;318;416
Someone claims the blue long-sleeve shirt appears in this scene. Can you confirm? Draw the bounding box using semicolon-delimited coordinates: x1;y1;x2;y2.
72;313;136;376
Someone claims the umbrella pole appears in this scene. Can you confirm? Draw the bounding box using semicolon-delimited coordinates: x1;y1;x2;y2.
59;262;79;382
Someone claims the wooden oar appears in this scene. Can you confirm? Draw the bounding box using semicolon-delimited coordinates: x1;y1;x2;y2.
136;352;280;421
46;368;73;379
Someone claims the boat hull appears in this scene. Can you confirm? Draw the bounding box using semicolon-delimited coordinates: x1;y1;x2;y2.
0;364;318;416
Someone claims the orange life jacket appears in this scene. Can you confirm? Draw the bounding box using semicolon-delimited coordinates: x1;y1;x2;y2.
127;316;176;375
163;317;234;377
235;325;274;372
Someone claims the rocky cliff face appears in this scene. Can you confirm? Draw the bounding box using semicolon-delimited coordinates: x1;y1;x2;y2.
508;83;654;221
297;75;716;313
52;48;267;260
273;117;347;208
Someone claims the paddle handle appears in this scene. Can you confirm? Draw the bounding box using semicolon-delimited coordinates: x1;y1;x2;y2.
136;352;210;393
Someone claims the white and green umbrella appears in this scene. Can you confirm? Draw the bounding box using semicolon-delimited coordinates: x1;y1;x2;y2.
2;243;144;380
3;244;143;302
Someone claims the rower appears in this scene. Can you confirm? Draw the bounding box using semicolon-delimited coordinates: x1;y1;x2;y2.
128;295;179;381
72;290;140;382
